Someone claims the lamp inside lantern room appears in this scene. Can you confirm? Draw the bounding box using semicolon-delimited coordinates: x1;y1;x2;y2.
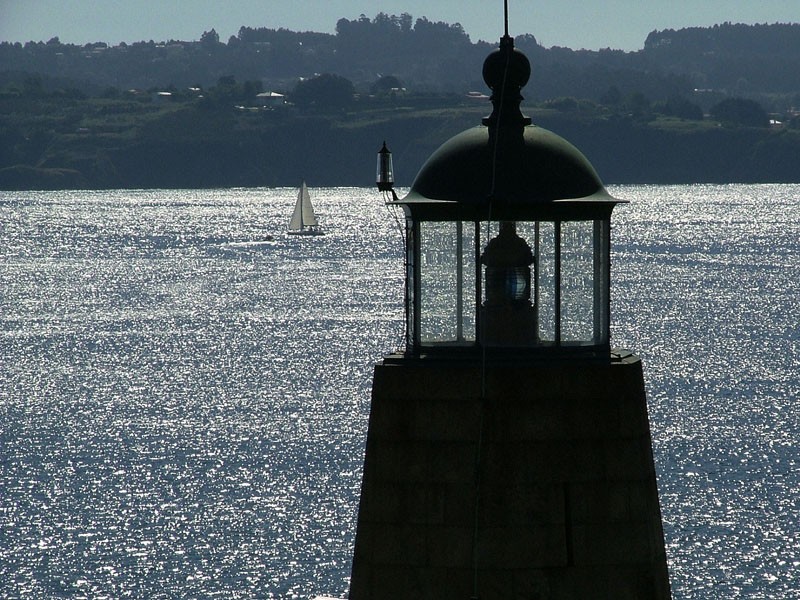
480;220;537;345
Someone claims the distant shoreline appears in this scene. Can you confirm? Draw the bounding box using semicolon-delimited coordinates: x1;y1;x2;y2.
2;109;799;191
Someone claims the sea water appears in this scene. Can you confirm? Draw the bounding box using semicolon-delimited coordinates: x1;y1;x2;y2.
0;185;798;599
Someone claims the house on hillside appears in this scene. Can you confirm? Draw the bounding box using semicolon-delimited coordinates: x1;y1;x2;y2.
255;91;285;108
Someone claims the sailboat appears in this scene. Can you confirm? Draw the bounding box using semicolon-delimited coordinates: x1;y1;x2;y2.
287;181;323;236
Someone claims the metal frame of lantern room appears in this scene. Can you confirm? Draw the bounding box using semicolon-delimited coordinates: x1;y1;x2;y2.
377;34;624;359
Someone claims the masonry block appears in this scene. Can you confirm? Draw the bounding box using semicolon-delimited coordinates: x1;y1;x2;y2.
350;353;671;599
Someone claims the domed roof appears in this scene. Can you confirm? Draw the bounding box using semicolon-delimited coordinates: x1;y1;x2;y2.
399;35;619;221
402;124;618;220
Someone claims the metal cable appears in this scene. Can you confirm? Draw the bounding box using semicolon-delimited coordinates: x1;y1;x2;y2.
472;20;514;599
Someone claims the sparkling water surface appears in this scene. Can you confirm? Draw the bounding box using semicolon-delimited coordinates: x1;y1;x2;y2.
1;185;798;598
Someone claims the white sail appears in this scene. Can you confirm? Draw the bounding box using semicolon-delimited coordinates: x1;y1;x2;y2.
288;181;322;234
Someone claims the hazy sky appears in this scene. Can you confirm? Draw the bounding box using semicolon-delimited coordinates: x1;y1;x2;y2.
2;0;799;51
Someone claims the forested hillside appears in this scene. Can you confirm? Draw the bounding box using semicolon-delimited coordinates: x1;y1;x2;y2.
4;18;800;106
2;17;800;189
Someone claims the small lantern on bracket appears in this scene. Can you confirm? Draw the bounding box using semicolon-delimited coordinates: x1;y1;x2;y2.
376;141;396;195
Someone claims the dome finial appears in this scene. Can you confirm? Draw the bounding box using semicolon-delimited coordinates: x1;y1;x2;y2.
481;27;532;128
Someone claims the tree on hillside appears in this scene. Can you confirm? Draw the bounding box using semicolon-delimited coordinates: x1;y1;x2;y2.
292;73;355;109
200;29;220;48
370;75;404;95
198;75;263;108
657;95;704;120
710;97;769;127
624;91;651;118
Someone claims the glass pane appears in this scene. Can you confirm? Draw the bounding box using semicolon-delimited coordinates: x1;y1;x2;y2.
460;223;476;342
536;222;556;343
560;221;594;342
419;221;475;344
406;218;416;348
594;219;610;345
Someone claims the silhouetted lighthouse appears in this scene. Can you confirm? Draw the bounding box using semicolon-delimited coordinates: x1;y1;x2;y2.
350;18;672;600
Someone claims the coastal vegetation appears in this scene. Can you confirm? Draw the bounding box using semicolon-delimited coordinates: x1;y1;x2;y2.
2;18;800;189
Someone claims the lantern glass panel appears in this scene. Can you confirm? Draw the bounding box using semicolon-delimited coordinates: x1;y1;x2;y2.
405;218;416;349
461;223;477;341
560;221;595;342
595;219;610;344
418;221;475;344
535;221;556;344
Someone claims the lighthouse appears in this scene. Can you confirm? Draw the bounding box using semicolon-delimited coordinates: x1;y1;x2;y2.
349;22;672;600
